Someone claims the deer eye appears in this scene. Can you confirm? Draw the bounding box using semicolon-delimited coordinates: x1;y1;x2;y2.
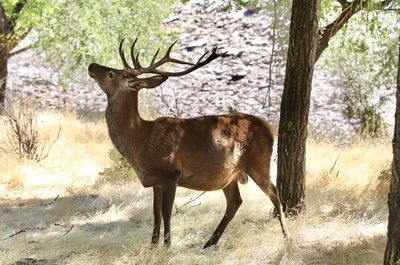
108;71;115;79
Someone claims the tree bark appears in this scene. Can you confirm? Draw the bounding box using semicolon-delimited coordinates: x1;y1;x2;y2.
0;1;28;109
383;35;400;265
0;48;7;109
0;4;11;109
276;0;320;215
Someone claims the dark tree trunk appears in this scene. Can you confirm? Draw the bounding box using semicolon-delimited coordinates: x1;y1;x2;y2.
276;0;320;215
384;36;400;265
0;4;11;110
0;1;28;110
0;49;7;108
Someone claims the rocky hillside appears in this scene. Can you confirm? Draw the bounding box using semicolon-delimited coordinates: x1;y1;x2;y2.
7;0;395;141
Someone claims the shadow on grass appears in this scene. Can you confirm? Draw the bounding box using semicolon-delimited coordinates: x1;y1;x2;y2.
0;181;390;265
11;258;54;265
0;191;153;264
274;234;386;265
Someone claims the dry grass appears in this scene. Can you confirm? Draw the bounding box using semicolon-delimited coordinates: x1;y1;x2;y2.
0;111;392;265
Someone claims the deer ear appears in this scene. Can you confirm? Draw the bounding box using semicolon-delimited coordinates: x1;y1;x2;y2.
137;76;168;89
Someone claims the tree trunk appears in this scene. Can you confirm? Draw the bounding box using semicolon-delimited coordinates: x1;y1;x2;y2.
276;0;320;215
0;48;7;109
0;4;10;110
0;1;28;110
383;36;400;265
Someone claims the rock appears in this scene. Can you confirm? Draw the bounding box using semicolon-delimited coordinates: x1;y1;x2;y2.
164;15;180;23
229;71;247;82
185;38;209;51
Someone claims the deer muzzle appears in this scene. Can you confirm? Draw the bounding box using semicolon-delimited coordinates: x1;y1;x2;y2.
88;63;101;79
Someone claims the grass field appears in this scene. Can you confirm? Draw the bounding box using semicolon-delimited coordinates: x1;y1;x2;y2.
0;110;392;265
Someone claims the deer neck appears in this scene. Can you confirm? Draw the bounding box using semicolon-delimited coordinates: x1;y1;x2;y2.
105;90;144;158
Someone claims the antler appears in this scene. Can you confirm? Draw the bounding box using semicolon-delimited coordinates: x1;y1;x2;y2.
119;38;224;77
119;39;141;76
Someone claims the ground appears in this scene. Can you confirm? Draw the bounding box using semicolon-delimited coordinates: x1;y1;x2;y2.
0;111;392;265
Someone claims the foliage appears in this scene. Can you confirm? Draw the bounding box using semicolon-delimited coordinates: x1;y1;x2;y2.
2;0;48;32
35;0;176;86
323;10;398;137
219;0;265;11
0;99;60;162
1;0;51;48
228;105;238;113
99;148;135;184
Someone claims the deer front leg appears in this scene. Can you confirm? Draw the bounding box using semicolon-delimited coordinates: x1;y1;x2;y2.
151;186;163;246
161;181;177;247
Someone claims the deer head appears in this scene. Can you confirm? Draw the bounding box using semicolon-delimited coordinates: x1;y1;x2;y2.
88;38;222;98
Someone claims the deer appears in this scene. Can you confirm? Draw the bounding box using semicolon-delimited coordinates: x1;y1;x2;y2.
88;38;289;248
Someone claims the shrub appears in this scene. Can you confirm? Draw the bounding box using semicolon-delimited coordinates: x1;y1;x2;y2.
323;12;397;138
98;148;136;184
339;84;388;137
0;99;60;162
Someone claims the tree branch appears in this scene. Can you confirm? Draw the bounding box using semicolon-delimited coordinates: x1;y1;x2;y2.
8;28;32;52
0;1;30;53
316;0;394;61
0;4;12;35
9;44;32;57
9;0;28;26
316;0;365;61
336;0;351;9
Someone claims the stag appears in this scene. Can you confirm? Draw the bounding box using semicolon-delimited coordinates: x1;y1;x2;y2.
88;38;289;248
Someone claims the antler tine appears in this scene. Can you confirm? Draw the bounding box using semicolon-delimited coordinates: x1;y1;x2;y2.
168;58;194;65
135;52;143;69
145;40;191;68
143;40;178;71
123;39;222;77
196;51;209;64
145;46;223;77
130;37;142;69
150;48;160;66
138;40;196;74
119;39;131;69
165;40;177;57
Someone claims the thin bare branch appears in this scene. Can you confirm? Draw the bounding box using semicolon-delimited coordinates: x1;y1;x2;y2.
174;191;206;215
62;225;74;236
263;0;277;109
3;229;26;240
43;194;60;207
0;98;61;162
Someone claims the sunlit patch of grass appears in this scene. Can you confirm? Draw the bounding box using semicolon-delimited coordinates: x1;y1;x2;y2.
0;110;392;265
0;110;111;200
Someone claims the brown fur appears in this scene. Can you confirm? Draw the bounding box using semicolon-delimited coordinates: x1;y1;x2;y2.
87;43;288;248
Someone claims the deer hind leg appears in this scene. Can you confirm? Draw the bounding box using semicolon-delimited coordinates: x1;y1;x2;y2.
203;180;242;248
249;173;289;240
161;181;177;247
151;186;163;246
